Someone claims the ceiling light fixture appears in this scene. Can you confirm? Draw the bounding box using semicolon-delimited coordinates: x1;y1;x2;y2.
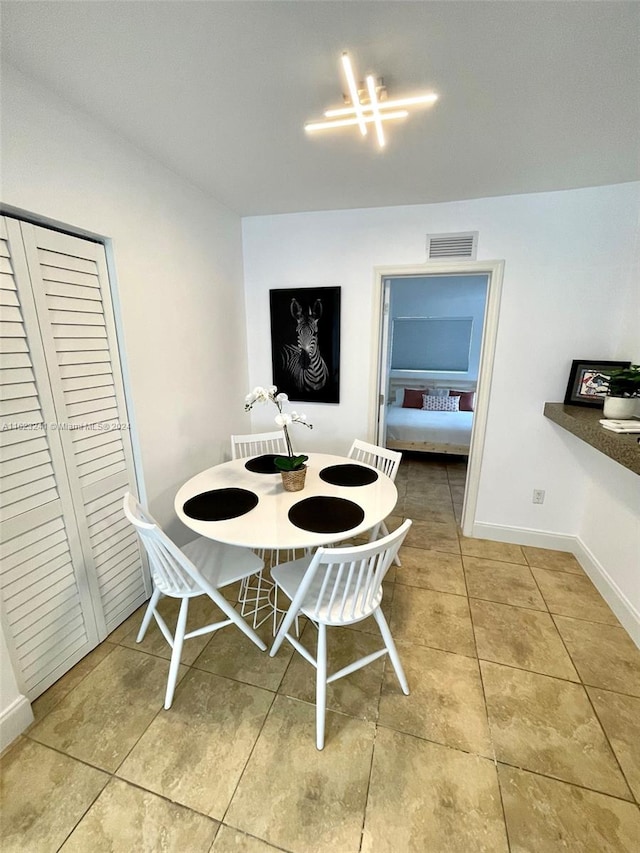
304;110;409;133
366;74;385;147
341;52;368;136
305;51;438;148
324;93;439;119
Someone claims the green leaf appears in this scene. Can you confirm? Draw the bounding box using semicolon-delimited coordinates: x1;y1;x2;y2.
274;454;308;471
608;364;640;397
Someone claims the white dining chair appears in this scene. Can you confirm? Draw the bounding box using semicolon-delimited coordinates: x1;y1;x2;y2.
270;519;412;749
230;430;301;631
230;430;288;460
348;439;403;565
123;493;267;709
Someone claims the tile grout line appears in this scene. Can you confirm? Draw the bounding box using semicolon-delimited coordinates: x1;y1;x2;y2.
217;669;279;828
494;758;639;806
458;512;513;853
581;687;637;805
28;638;280;844
543;603;639;802
358;714;381;853
472;654;581;686
356;617;397;851
526;568;636;804
27;641;119;730
466;592;624;625
528;565;624;628
54;773;110;852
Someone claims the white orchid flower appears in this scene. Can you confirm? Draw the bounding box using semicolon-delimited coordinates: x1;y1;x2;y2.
275;413;292;427
245;385;313;453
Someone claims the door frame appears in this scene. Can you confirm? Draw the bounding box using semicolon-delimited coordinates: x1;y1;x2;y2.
369;260;505;536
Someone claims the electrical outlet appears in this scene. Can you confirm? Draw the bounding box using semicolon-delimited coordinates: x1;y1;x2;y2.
532;489;545;505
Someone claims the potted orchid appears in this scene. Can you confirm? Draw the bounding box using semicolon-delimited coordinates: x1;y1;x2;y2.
244;386;313;489
603;364;640;418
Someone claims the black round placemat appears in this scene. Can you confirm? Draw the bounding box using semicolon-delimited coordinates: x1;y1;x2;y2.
245;454;280;474
319;463;379;487
183;488;258;521
288;496;365;534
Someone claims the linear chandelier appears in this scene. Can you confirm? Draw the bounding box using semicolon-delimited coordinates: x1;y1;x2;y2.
305;52;438;148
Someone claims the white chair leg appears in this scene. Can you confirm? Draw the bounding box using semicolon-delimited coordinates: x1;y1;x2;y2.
272;583;281;638
136;587;161;642
270;591;303;656
237;576;249;604
367;523;382;544
373;608;409;695
165;597;189;710
380;520;402;567
270;584;301;639
316;623;327;750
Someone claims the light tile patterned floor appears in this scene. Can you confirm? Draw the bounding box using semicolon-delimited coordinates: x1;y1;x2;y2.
2;453;639;852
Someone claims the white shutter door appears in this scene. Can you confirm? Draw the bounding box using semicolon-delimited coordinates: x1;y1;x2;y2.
21;224;148;635
1;217;100;698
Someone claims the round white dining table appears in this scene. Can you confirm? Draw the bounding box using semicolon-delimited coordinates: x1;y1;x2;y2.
175;452;398;551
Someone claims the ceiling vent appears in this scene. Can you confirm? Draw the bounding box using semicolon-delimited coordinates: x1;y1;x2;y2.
426;231;478;260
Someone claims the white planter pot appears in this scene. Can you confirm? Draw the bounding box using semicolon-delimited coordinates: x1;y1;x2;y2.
603;396;637;419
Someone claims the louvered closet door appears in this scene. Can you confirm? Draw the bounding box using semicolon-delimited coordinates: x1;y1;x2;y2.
1;217;101;698
20;223;149;636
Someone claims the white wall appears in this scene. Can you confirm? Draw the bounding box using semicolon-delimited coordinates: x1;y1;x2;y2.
242;183;640;632
0;628;33;751
1;65;252;729
574;440;640;639
2;65;250;541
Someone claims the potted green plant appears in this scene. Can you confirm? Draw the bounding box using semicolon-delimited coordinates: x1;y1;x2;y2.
244;386;313;490
604;364;640;418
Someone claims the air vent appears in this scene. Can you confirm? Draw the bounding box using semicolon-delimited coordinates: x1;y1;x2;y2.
426;231;478;260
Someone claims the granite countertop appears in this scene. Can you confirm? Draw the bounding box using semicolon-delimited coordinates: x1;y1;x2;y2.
544;403;640;476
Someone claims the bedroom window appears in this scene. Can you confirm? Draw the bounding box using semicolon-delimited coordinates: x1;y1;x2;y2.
391;316;473;371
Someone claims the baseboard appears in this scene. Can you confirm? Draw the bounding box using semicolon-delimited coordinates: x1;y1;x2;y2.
0;694;34;752
472;522;577;552
572;539;640;648
472;522;640;648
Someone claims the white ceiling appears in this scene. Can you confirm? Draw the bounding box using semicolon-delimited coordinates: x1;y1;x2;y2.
3;1;639;216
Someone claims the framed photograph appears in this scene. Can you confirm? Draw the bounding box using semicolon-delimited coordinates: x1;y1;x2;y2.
563;359;630;407
269;286;340;403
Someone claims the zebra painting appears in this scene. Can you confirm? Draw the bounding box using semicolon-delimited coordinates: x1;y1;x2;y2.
281;298;329;393
269;287;340;403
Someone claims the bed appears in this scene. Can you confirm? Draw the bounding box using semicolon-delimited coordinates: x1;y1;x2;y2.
385;379;475;456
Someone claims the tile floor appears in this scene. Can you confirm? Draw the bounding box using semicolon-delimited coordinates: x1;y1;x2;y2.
2;453;639;852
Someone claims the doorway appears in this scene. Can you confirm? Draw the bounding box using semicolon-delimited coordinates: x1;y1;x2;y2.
370;261;504;536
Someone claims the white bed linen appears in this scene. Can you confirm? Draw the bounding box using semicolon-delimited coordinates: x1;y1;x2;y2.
386;405;474;446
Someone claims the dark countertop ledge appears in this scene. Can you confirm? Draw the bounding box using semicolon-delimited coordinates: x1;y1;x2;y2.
544;403;640;476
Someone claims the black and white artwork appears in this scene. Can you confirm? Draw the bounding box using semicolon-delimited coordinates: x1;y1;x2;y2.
269;287;340;403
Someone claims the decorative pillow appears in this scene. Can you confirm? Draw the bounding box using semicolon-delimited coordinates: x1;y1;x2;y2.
425;387;451;397
449;390;475;412
422;394;460;412
402;388;427;409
